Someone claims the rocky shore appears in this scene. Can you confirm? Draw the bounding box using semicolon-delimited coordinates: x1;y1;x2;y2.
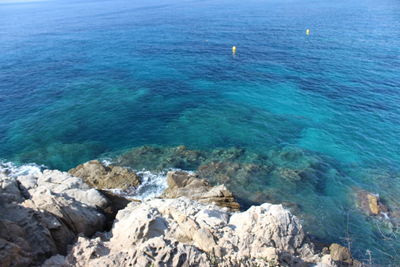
1;160;363;266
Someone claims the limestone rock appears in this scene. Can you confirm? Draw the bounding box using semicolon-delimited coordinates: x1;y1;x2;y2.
18;169;108;209
62;198;337;266
161;170;240;211
69;160;141;190
22;189;105;253
0;174;25;203
0;201;58;266
0;169;107;266
1;161;359;267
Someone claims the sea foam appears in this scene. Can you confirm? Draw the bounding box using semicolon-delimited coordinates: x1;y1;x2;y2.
106;170;169;201
0;161;44;178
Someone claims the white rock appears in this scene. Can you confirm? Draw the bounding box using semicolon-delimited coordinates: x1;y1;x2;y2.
0;169;108;266
63;198;337;266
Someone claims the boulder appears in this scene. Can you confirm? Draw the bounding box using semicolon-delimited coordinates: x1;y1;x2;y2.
355;189;386;216
329;243;353;265
61;198;337;266
0;169;107;266
69;160;141;190
18;169;108;209
161;171;240;211
22;189;105;253
0;207;58;266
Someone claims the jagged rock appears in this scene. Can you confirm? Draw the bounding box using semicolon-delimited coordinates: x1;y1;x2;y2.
17;169;108;209
161;171;240;211
0;174;25;203
0;202;58;265
61;198;338;266
0;169;108;266
23;189;105;254
69;160;141;190
1;158;362;267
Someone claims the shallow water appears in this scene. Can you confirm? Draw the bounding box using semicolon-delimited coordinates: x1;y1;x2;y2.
1;0;400;264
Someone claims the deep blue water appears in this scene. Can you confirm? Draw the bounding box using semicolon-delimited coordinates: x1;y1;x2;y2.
1;0;400;264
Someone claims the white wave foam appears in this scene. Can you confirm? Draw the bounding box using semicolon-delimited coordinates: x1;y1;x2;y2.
100;157;173;200
108;170;168;201
134;170;168;200
0;159;178;202
100;159;113;167
0;161;44;178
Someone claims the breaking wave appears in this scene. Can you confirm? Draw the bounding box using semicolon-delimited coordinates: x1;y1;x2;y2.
0;161;44;178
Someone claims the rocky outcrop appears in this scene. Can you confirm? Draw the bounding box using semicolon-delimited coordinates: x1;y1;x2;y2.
0;161;361;266
0;170;108;265
161;170;240;211
18;169;108;208
355;189;388;216
354;188;400;244
69;160;141;190
58;198;338;266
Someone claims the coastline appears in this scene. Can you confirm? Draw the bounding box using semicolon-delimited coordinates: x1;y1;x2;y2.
1;158;362;266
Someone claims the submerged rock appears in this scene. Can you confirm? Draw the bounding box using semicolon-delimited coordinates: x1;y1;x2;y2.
115;145;268;172
268;146;326;188
61;198;339;266
69;160;141;190
355;189;387;216
161;170;240;211
354;188;400;240
197;161;270;187
274;166;303;181
116;145;207;171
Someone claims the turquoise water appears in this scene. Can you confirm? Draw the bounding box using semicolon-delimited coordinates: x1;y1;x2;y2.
1;0;400;264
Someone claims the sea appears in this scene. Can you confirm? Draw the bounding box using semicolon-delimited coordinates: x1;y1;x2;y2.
1;0;400;264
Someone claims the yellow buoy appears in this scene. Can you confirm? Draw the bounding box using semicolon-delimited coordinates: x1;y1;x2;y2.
306;29;310;35
232;46;236;54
